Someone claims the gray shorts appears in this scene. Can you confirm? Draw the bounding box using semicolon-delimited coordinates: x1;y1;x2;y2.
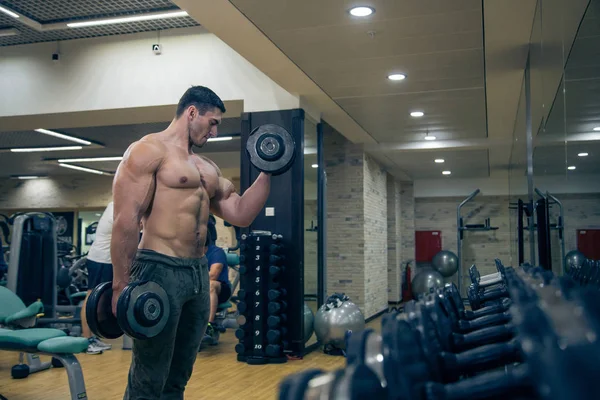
124;249;209;400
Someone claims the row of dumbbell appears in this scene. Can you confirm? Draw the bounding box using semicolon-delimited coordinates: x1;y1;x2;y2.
237;233;288;361
279;263;600;400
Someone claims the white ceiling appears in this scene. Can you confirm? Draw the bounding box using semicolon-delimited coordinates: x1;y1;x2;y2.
535;0;600;177
0;0;596;185
227;0;489;180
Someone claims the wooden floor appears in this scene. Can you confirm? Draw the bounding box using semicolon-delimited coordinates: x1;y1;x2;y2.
0;317;383;400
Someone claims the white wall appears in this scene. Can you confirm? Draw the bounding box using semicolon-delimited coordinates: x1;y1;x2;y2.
0;26;299;117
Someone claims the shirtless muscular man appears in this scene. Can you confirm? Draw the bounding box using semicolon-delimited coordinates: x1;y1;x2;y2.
111;86;270;399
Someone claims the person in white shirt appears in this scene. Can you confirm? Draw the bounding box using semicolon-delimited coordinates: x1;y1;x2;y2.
81;202;114;354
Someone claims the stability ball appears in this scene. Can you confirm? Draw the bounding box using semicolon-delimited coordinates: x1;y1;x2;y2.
314;293;365;350
412;268;444;299
565;250;586;272
432;250;459;277
304;303;315;343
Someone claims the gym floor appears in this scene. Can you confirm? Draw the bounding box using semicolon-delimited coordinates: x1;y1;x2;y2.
0;317;382;400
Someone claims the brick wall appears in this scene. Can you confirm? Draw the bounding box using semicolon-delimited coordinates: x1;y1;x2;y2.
414;195;511;295
304;200;318;296
400;182;416;291
363;154;388;317
323;125;365;309
387;176;402;302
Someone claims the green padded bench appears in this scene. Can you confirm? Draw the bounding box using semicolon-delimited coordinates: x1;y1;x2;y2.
0;286;90;400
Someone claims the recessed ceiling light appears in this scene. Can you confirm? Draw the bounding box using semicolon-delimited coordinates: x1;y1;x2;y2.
311;164;318;168
35;128;92;145
424;135;437;141
349;6;375;17
59;163;106;175
15;176;40;180
434;159;445;163
95;213;102;217
67;10;188;28
11;146;83;152
411;111;424;117
594;127;600;131
0;5;19;18
0;28;19;37
578;153;588;157
442;171;451;175
57;156;123;163
207;136;234;142
387;73;406;81
567;166;576;170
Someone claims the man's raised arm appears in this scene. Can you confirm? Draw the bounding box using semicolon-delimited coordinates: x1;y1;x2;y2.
111;140;164;302
210;172;271;228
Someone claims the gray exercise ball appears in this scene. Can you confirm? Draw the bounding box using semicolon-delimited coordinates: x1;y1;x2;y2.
412;268;444;299
314;294;365;350
304;302;314;344
565;250;586;272
432;250;459;278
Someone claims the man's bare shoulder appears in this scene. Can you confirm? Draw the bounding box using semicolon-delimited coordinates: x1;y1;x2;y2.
120;135;167;173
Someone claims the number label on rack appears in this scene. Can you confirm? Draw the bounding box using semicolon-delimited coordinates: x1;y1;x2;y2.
255;277;260;283
255;344;262;349
255;330;260;336
255;290;260;296
255;301;260;308
255;255;260;261
255;315;260;321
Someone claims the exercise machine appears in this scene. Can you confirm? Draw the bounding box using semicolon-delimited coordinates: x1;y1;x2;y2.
456;189;499;296
7;212;82;333
534;189;566;274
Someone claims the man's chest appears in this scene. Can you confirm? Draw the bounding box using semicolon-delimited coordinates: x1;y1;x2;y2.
157;156;219;197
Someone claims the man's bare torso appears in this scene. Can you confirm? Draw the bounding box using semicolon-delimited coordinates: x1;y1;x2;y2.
138;134;219;259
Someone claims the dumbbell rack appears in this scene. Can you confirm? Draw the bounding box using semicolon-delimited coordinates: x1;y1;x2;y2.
235;231;288;365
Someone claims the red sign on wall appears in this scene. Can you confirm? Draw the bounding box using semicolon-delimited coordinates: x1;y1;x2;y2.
577;229;600;260
415;230;442;262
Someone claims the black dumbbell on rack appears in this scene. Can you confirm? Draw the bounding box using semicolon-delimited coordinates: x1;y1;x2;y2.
442;283;512;332
278;263;600;400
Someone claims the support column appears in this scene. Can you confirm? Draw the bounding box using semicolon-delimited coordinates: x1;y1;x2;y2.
400;182;416;290
387;176;401;303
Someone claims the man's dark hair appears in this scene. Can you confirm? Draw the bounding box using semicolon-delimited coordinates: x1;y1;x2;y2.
176;86;226;117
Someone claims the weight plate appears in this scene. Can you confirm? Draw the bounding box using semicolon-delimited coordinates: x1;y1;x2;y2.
278;369;325;400
246;124;296;176
117;281;170;340
85;281;123;340
346;328;373;365
423;294;453;352
406;301;444;381
382;315;430;399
